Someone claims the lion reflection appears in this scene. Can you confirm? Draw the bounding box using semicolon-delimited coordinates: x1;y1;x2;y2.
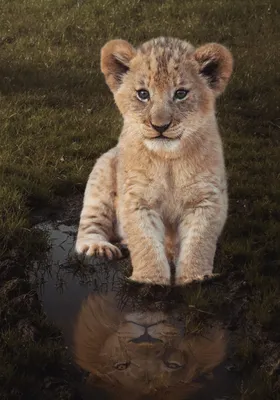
73;294;227;399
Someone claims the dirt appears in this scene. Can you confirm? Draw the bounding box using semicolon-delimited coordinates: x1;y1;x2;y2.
0;207;85;399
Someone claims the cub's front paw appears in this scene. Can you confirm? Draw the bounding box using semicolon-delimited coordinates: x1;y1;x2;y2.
175;272;219;286
75;240;122;260
128;272;171;286
175;260;215;286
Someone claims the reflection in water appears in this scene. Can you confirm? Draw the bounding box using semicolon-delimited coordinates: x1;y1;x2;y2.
33;222;128;339
34;222;237;399
74;293;227;400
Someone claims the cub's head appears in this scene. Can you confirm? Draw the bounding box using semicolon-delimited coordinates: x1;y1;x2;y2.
101;37;233;157
74;294;227;399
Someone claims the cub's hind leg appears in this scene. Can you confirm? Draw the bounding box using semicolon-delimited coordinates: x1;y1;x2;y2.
75;147;122;260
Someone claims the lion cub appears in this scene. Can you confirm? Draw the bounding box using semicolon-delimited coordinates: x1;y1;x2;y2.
76;37;233;285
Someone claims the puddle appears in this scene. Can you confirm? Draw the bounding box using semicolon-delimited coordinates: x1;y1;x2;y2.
33;222;239;400
32;221;127;342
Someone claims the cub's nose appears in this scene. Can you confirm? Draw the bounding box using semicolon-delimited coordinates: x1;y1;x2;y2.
151;121;171;134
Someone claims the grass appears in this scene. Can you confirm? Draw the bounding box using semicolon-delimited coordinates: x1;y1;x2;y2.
0;0;280;398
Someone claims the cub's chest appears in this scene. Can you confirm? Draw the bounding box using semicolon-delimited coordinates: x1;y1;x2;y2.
119;155;201;208
136;163;192;207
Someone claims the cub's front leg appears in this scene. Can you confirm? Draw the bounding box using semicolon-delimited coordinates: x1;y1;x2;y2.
120;192;170;285
75;147;122;260
176;191;227;285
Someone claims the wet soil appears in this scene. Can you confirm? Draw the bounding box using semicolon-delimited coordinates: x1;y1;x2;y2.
0;195;85;399
0;259;83;399
3;194;279;399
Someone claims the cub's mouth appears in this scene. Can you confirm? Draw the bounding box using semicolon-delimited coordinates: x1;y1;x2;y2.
153;135;173;140
151;134;182;141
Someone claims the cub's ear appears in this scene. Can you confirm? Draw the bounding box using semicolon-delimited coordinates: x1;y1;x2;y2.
194;43;233;96
100;39;136;92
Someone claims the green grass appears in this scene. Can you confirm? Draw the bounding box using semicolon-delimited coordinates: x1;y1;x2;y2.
0;0;280;398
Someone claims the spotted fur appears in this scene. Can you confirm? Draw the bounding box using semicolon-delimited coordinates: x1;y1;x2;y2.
76;37;233;285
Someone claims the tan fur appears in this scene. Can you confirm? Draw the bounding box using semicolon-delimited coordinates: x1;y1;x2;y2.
74;294;227;400
76;37;233;285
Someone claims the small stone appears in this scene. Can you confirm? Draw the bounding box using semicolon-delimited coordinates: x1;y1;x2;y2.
17;319;38;342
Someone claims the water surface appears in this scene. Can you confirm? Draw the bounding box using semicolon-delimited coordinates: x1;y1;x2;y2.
33;222;239;400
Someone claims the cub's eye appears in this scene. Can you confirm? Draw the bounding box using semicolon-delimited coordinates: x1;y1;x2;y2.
113;362;131;370
174;89;189;101
164;361;184;370
137;89;150;102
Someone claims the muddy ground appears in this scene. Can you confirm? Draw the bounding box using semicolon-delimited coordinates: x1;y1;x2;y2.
1;193;280;399
0;195;85;399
